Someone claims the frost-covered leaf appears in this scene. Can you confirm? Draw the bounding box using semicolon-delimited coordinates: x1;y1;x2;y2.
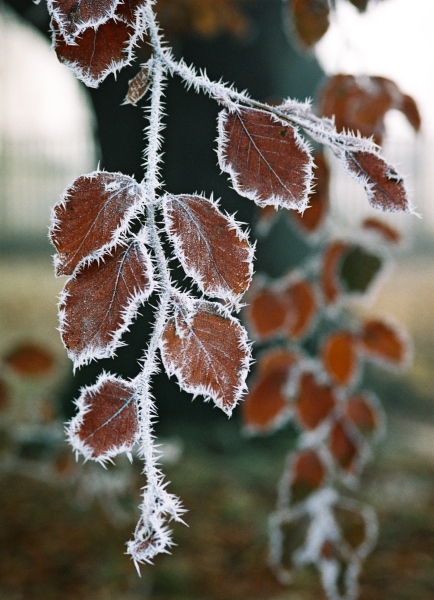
60;239;154;368
3;343;54;377
53;0;146;87
281;279;317;340
339;245;383;295
321;331;357;387
242;349;298;433
67;373;139;461
344;394;380;438
245;286;288;340
163;194;253;303
329;419;359;473
124;61;153;106
289;0;330;48
50;171;143;276
362;217;401;244
358;318;407;367
289;449;326;505
321;241;348;304
48;0;119;41
291;151;329;236
343;151;410;212
218;107;313;210
296;373;335;430
160;300;250;415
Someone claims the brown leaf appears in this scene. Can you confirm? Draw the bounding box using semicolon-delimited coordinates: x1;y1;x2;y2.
124;61;152;105
242;349;298;432
358;318;407;366
60;239;153;368
291;151;329;235
344;394;379;437
0;378;9;411
290;449;326;504
245;286;288;340
218;107;313;210
329;419;359;472
160;300;250;415
281;279;317;340
68;374;139;461
49;0;118;41
163;194;253;303
3;343;54;376
401;93;421;132
290;0;330;48
296;372;335;430
347;0;370;11
321;331;357;386
362;217;401;244
51;171;143;276
344;151;410;212
333;503;368;551
321;241;348;304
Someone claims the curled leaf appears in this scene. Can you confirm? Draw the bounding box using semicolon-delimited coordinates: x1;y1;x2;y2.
160;300;250;416
67;373;139;461
242;349;298;433
50;171;143;276
218;106;313;211
163;194;253;303
60;239;154;369
343;151;411;212
362;217;401;244
124;60;153;106
358;318;407;367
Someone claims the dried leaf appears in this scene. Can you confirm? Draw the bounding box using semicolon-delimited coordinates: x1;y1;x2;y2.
290;449;326;504
163;194;253;303
296;372;335;430
358;318;407;366
245;286;288;340
290;0;330;48
344;394;379;437
218;107;313;210
124;61;153;105
48;0;119;41
60;239;154;369
50;171;143;276
362;217;401;244
291;151;329;235
401;93;421;132
321;241;348;304
3;343;54;376
321;331;357;386
333;503;369;551
160;300;250;415
344;151;410;212
68;373;139;461
329;419;359;472
281;279;317;340
242;349;298;432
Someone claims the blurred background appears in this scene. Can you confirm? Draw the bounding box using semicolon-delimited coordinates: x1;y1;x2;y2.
0;0;433;598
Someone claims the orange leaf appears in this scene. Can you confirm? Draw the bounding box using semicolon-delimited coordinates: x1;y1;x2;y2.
50;171;142;276
290;449;326;504
344;151;410;212
281;279;317;340
218;107;313;210
358;318;407;366
362;217;401;244
290;0;330;48
3;343;54;376
321;241;348;304
160;300;250;415
321;331;357;386
68;374;139;461
242;349;298;432
344;394;379;437
329;419;359;472
163;194;253;302
296;372;335;430
245;287;288;340
60;239;154;368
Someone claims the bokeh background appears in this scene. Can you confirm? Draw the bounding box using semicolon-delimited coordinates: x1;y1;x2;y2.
0;0;433;598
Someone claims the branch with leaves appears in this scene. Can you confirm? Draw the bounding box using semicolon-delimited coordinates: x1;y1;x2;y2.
45;0;416;587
